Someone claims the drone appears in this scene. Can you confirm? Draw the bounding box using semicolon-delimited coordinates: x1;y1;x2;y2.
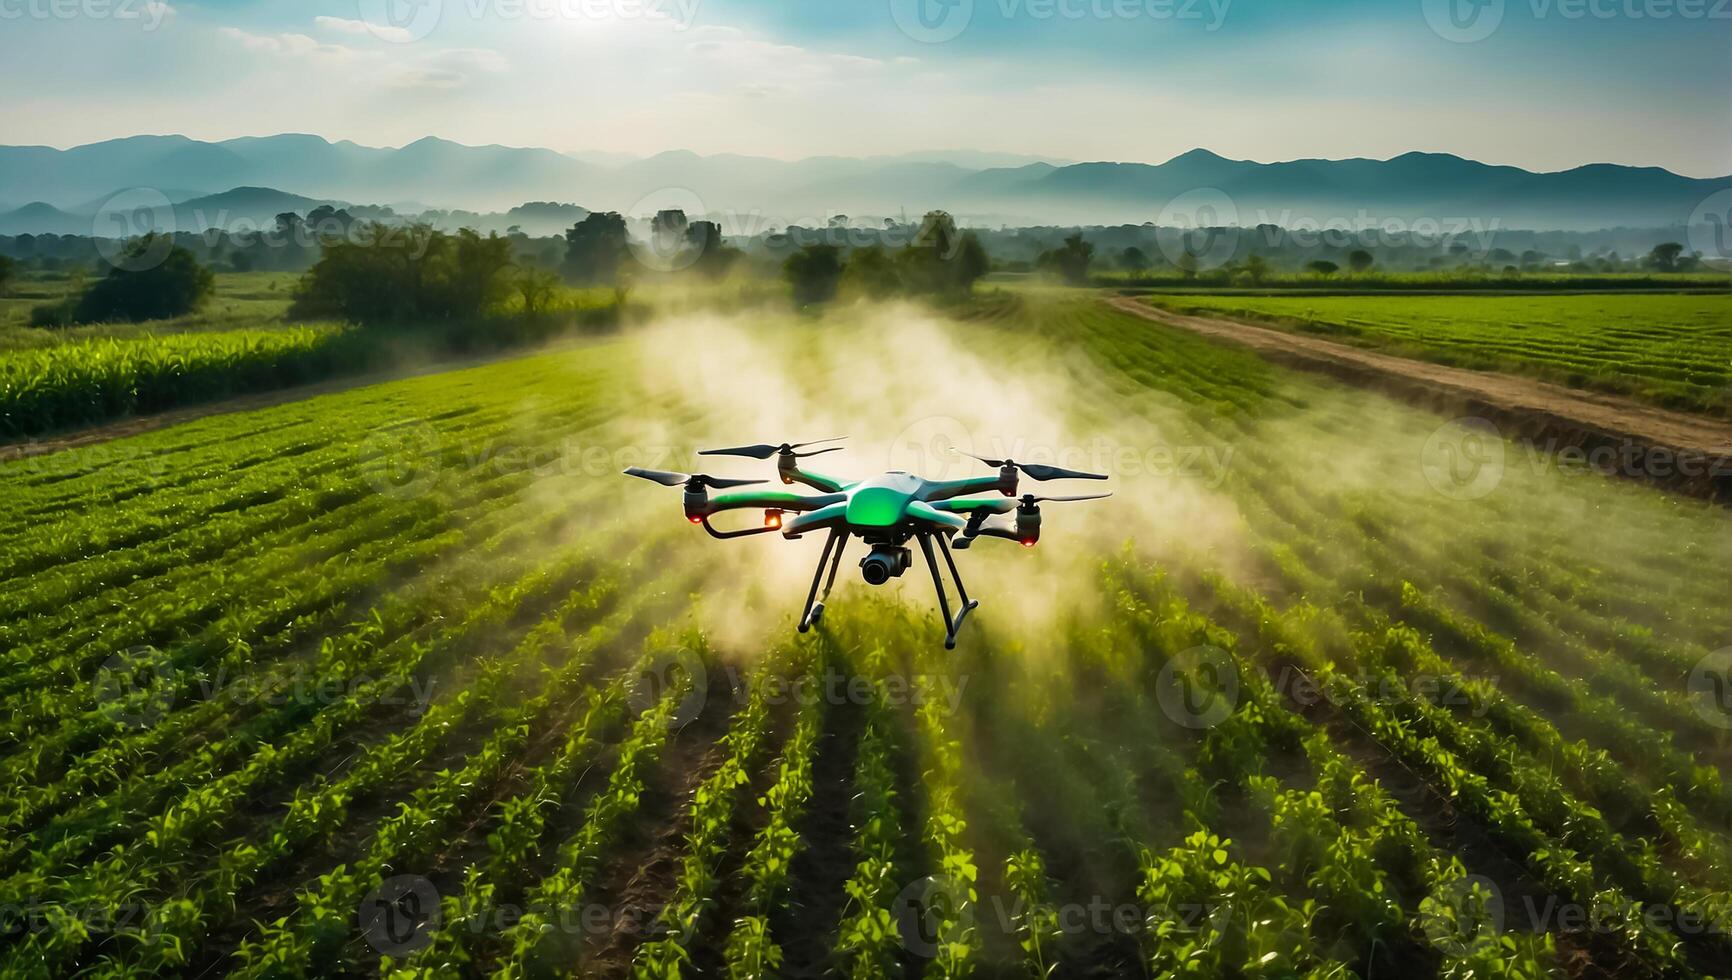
624;437;1109;648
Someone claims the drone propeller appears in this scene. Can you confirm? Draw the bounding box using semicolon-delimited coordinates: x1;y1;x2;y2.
623;467;766;490
956;450;1108;482
1018;492;1112;506
700;437;846;460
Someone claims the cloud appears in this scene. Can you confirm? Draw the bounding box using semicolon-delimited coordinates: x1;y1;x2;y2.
388;68;467;90
218;27;361;61
314;15;414;43
431;48;510;74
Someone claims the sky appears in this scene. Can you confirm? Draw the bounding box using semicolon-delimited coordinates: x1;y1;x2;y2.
1;0;1728;175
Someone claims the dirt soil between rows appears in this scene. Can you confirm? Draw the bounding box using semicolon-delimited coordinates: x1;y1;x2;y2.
1109;295;1732;504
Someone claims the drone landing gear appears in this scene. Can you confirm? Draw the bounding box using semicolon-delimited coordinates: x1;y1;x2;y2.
917;532;978;650
798;528;849;632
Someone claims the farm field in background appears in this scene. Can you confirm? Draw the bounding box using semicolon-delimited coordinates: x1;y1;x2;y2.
0;271;299;349
1139;291;1732;416
3;296;1731;978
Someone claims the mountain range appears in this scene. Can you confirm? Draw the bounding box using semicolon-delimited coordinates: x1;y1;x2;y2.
0;134;1725;234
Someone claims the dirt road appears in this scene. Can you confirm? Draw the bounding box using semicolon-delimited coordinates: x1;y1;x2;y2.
1108;295;1732;502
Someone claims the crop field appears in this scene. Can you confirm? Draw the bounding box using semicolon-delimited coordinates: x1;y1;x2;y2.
3;296;1732;979
0;272;300;349
0;325;354;439
1139;292;1732;416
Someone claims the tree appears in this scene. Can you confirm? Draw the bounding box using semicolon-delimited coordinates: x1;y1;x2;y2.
684;220;738;279
1119;246;1151;272
1242;253;1270;285
842;245;901;297
290;224;514;324
515;266;561;315
1306;260;1339;278
1037;233;1094;285
783;244;844;306
952;232;990;292
562;212;630;285
1648;242;1685;273
900;210;961;294
441;229;516;317
1347;249;1374;273
70;234;215;324
1176;252;1199;280
0;255;15;297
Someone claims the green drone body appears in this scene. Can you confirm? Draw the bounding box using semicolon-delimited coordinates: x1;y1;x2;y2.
625;436;1109;648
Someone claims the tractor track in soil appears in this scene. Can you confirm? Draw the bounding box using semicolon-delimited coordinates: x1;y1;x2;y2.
1107;296;1732;504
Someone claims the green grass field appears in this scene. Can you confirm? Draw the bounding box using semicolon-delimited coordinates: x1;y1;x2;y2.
3;296;1730;978
1140;291;1732;415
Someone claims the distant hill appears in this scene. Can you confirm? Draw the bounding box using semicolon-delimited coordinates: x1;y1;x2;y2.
0;135;1724;231
172;187;347;231
0;202;88;235
965;150;1730;230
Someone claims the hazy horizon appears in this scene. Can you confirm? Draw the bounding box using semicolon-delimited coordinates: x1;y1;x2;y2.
7;131;1725;181
2;0;1728;178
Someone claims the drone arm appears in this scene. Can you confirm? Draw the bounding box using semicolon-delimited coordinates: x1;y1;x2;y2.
782;500;851;537
701;489;845;515
906;500;969;532
918;474;1015;502
952;516;1025;549
928;496;1017;516
777;455;849;493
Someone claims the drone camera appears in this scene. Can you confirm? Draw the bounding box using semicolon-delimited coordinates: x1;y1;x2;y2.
859;545;911;586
